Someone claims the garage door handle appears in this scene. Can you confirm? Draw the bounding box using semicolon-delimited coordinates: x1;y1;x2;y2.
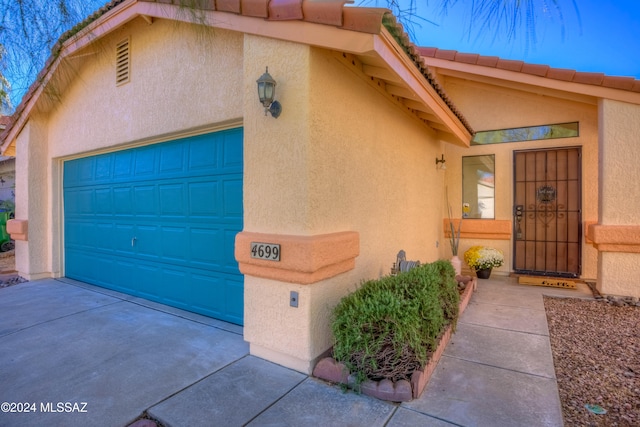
131;237;137;247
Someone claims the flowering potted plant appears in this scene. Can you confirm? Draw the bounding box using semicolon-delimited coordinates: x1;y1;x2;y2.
463;246;504;279
446;190;462;274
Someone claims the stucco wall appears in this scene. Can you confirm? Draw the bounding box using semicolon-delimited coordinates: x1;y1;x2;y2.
14;115;52;279
17;18;244;279
597;99;640;297
441;78;599;279
599;99;640;224
242;36;448;372
48;18;244;159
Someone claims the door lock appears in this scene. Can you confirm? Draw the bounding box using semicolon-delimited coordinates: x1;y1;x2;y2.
514;205;523;240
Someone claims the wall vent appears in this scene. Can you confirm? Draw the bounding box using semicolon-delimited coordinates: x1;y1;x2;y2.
116;38;130;86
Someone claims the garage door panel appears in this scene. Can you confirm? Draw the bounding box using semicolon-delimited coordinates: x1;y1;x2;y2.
222;178;243;217
65;189;94;215
222;135;242;170
66;249;115;288
159;183;186;216
111;259;137;294
134;185;158;216
157;268;190;307
189;134;218;171
67;220;100;250
191;274;225;316
64;128;244;325
113;224;136;255
189;227;223;268
95;223;115;251
95;155;112;180
95;188;113;214
75;157;94;183
130;264;161;299
222;276;244;324
160;226;190;264
135;225;162;259
114;187;134;214
114;151;134;179
189;181;219;217
160;143;186;173
64;220;85;248
134;146;157;177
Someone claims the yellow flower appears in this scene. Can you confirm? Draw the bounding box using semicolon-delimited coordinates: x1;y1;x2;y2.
464;246;504;270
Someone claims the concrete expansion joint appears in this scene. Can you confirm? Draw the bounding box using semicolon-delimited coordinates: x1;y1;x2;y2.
442;354;557;381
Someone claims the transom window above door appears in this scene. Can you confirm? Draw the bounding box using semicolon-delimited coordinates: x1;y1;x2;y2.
472;122;579;145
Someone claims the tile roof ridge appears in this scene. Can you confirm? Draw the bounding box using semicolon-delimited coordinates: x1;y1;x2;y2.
382;15;473;133
1;1;474;144
417;46;640;93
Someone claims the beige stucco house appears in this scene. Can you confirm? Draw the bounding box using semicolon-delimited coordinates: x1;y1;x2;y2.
1;0;639;374
0;116;15;214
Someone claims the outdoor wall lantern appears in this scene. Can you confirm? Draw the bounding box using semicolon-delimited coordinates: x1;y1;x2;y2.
256;67;282;118
435;154;446;170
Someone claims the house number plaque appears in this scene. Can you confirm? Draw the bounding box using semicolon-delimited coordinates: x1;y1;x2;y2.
250;242;281;261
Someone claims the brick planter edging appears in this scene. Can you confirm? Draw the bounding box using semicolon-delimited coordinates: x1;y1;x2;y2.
313;277;477;402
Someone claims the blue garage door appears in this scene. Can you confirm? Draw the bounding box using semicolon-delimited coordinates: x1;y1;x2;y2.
64;129;244;325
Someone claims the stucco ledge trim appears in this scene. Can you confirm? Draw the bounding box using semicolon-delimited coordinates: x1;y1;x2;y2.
586;224;640;253
6;219;28;241
235;231;360;284
443;219;512;240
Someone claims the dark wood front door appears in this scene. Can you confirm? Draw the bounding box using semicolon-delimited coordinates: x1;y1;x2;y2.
513;148;581;277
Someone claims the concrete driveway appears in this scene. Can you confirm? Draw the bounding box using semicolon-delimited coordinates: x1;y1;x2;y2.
0;278;252;426
1;276;581;426
0;278;401;427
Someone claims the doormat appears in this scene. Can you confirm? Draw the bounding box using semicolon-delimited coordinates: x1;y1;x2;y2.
518;276;577;289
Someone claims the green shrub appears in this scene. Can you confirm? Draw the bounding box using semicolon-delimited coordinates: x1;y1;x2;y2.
331;260;459;384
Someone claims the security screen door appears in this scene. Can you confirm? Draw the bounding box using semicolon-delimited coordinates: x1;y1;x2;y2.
513;148;581;277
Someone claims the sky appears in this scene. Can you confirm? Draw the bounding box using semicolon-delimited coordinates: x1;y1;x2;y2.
3;0;640;110
387;0;640;79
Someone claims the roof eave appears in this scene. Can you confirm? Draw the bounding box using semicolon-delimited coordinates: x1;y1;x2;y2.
423;56;640;106
375;28;472;145
0;0;141;156
1;0;473;154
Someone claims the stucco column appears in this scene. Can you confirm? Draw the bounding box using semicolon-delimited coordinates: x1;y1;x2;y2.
242;35;326;373
13;116;52;280
590;99;640;297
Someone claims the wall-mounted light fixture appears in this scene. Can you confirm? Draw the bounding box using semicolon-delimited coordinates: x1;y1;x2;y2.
256;67;282;118
435;154;446;170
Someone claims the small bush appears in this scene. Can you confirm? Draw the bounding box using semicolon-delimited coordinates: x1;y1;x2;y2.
331;260;459;384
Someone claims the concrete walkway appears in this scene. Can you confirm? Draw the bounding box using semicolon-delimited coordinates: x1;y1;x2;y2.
0;276;592;426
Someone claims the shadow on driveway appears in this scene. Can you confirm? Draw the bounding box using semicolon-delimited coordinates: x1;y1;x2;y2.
0;278;249;426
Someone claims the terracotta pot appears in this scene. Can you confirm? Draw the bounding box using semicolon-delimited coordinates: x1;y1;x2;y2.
450;255;462;275
475;268;492;279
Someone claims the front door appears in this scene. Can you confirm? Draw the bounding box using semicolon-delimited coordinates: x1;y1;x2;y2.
513;148;581;277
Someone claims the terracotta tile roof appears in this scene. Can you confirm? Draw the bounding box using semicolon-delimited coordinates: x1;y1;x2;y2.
0;116;10;128
1;0;476;146
418;47;640;93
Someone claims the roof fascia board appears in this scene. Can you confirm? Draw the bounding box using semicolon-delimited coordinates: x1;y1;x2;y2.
65;0;140;54
374;29;472;145
443;72;598;107
2;0;471;152
0;0;141;153
138;2;376;54
424;57;640;106
3;0;376;153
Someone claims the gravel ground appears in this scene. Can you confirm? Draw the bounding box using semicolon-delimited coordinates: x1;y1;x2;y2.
544;296;640;426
